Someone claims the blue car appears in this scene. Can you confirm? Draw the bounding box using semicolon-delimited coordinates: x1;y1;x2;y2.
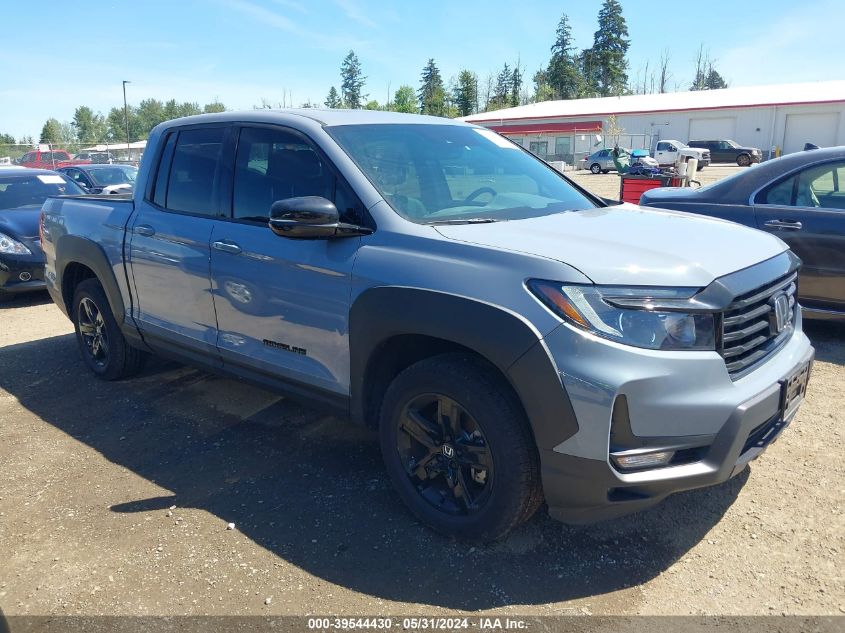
0;167;83;301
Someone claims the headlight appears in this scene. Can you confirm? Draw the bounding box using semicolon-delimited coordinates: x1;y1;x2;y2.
528;280;716;351
0;232;31;255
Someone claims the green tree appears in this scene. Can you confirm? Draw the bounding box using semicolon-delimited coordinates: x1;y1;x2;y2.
532;68;555;103
590;0;630;96
340;50;366;109
510;62;524;107
324;86;342;108
392;85;417;113
705;69;728;90
0;133;17;145
203;100;226;113
418;59;446;116
486;63;512;111
690;46;729;91
40;118;63;144
364;99;381;110
453;70;477;116
547;14;584;99
72;106;107;143
136;98;166;135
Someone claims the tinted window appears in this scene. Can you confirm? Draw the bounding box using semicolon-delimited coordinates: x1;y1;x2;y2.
165;127;225;215
232;127;332;220
87;166;137;186
656;142;669;151
328;124;597;224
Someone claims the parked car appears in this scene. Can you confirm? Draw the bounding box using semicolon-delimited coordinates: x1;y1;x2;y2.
56;164;138;194
0;167;84;300
578;147;659;174
41;110;813;541
653;140;710;168
689;140;762;166
74;151;114;164
17;149;90;170
640;146;845;319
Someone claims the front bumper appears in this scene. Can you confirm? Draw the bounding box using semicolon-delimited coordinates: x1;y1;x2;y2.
0;253;46;295
540;317;814;524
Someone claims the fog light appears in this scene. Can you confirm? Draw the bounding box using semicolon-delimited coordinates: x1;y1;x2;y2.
613;451;674;470
19;271;31;281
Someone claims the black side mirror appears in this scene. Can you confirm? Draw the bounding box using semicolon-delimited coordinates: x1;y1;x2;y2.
269;196;373;239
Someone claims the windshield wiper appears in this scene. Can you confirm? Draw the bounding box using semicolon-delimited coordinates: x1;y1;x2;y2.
426;218;499;225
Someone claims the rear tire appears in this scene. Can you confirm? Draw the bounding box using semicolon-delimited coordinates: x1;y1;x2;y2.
379;353;542;542
72;278;146;380
590;163;602;174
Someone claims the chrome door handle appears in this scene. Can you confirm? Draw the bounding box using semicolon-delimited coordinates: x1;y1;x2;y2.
135;224;155;236
764;220;803;230
212;240;242;255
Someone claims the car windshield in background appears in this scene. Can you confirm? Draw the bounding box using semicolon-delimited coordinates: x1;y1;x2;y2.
0;174;84;210
328;124;598;224
87;166;138;186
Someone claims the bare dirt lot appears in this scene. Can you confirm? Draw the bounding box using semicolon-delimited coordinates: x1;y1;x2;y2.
1;169;843;618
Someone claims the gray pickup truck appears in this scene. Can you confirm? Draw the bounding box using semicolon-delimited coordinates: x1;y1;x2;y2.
41;110;814;541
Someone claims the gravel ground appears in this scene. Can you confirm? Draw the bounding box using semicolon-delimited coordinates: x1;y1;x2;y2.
0;167;843;618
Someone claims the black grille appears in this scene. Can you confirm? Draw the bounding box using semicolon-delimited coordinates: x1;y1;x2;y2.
719;271;797;379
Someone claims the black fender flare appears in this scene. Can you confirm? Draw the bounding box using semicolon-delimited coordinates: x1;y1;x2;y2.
55;234;128;327
349;286;579;450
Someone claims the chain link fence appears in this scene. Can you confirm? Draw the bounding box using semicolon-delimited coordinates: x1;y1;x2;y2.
0;142;146;168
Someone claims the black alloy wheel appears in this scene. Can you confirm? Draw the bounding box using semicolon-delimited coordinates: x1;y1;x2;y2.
72;278;146;380
379;353;542;541
397;393;494;515
77;296;110;369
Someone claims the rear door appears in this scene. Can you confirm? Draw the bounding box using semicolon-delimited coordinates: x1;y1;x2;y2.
128;125;233;362
754;159;845;311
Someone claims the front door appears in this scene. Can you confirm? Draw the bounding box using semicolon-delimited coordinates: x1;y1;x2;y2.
128;125;230;360
754;159;845;311
655;141;677;166
209;125;363;396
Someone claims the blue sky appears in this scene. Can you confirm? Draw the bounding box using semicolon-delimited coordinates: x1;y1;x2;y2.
1;0;842;138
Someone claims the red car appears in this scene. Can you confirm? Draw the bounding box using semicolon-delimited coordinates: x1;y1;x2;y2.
18;149;90;169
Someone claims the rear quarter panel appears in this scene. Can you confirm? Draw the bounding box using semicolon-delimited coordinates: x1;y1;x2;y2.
41;196;135;318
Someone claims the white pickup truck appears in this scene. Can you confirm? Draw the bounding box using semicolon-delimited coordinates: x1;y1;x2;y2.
653;139;711;168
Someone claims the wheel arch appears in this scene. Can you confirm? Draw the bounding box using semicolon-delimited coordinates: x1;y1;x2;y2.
56;235;127;326
349;287;579;450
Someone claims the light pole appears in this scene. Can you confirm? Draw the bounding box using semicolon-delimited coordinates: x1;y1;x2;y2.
122;80;131;154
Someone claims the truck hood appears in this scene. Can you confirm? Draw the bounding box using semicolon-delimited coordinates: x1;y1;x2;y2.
435;204;787;287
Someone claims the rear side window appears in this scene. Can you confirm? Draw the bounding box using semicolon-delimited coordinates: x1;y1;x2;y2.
164;127;226;215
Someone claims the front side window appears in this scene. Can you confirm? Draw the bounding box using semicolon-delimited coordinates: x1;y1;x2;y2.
232;127;333;221
328;124;597;224
165;127;226;215
656;142;669;151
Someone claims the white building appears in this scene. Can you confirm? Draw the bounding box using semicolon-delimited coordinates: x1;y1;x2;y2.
462;80;845;165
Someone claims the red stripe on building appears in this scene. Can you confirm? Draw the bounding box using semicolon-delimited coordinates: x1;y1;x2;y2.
486;121;603;135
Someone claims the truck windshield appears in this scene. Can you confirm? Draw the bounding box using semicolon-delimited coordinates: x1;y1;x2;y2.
0;174;84;210
328;124;598;224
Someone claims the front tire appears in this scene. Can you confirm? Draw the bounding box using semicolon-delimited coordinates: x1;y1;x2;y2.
72;278;146;380
737;154;751;167
379;354;542;542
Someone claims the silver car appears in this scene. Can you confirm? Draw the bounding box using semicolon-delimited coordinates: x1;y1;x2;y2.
579;148;659;173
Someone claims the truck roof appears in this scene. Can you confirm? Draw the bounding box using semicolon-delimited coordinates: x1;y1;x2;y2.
155;109;474;130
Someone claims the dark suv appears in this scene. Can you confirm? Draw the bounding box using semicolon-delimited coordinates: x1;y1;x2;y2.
689;140;762;166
